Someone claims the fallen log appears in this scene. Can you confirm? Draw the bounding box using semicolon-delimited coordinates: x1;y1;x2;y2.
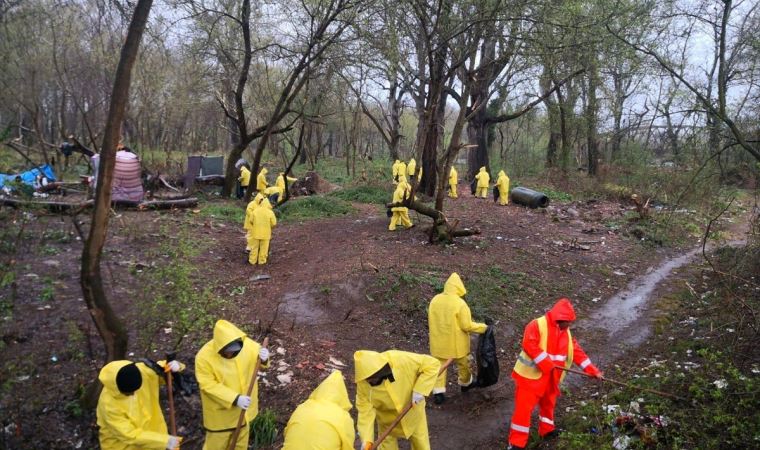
137;198;198;210
2;197;197;212
386;198;480;243
1;197;94;212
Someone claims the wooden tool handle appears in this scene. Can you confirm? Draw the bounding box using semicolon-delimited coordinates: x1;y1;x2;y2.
226;337;269;450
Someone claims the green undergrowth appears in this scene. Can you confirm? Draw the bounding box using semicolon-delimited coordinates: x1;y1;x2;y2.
276;196;354;222
132;225;223;353
328;184;392;204
553;241;760;450
249;409;279;449
198;201;246;224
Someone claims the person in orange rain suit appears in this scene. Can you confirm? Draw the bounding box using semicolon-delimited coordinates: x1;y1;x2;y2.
506;298;602;450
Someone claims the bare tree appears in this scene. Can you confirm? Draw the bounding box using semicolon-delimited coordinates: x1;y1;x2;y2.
80;0;153;406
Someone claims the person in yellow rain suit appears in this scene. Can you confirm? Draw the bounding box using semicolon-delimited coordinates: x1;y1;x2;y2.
407;158;416;180
448;166;458;198
196;320;270;450
474;166;490;198
397;160;407;184
392;160;401;183
273;172;298;203
282;371;355;450
248;198;277;264
389;181;414;231
256;167;269;192
97;359;184;450
243;193;266;252
354;350;440;450
495;170;510;205
237;165;251;199
428;273;487;405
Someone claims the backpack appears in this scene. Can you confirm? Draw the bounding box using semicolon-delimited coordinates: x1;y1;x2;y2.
475;325;499;388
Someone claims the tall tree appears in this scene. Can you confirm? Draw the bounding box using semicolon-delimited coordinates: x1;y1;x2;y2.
80;0;153;405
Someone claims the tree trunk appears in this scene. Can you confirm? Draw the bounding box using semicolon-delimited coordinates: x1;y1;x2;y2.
586;58;599;176
80;0;153;408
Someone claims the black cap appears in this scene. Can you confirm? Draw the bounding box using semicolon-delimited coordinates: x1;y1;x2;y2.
116;363;143;393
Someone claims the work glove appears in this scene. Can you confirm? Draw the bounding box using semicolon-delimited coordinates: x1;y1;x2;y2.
412;392;425;405
235;395;251;410
167;360;181;373
363;442;373;450
259;348;269;362
586;364;603;379
166;436;181;449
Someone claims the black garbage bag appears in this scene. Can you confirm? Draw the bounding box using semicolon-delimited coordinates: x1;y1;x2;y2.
475;325;499;388
492;186;499;202
470;178;477;195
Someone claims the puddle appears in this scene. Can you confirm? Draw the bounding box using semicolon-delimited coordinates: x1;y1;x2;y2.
280;280;365;326
586;239;745;346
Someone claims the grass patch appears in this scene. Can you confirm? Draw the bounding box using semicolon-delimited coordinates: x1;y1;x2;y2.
133;227;223;353
466;266;548;322
329;184;392;204
276;196;354;222
249;409;278;449
198;202;245;224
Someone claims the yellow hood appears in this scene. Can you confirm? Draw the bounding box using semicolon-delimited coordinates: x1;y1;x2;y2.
98;360;134;396
354;350;389;381
479;166;486;172
310;371;352;411
212;320;246;352
261;198;273;209
443;272;466;297
394;160;400;165
498;170;505;178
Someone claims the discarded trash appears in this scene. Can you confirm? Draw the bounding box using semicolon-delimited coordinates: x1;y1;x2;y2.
51;355;58;362
277;372;293;384
328;356;345;367
250;274;271;282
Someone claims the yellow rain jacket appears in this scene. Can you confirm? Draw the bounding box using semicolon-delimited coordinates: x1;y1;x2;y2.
475;166;490;188
391;183;409;213
250;198;277;240
96;361;169;450
355;350;439;444
428;273;487;359
407;158;417;178
195;320;268;431
244;193;266;231
274;172;298;196
256;168;269;191
392;160;401;181
496;170;510;205
282;371;355;450
397;161;407;181
449;167;458;186
238;166;251;187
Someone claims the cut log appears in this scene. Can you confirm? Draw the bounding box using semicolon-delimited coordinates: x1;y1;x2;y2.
1;197;94;212
137;198;198;210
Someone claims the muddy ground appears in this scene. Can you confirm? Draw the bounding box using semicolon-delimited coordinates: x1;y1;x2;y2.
0;189;743;449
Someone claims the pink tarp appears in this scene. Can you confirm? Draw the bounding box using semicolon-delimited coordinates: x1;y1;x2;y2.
91;151;144;202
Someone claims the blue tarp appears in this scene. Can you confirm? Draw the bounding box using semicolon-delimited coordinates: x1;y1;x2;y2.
0;164;56;189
